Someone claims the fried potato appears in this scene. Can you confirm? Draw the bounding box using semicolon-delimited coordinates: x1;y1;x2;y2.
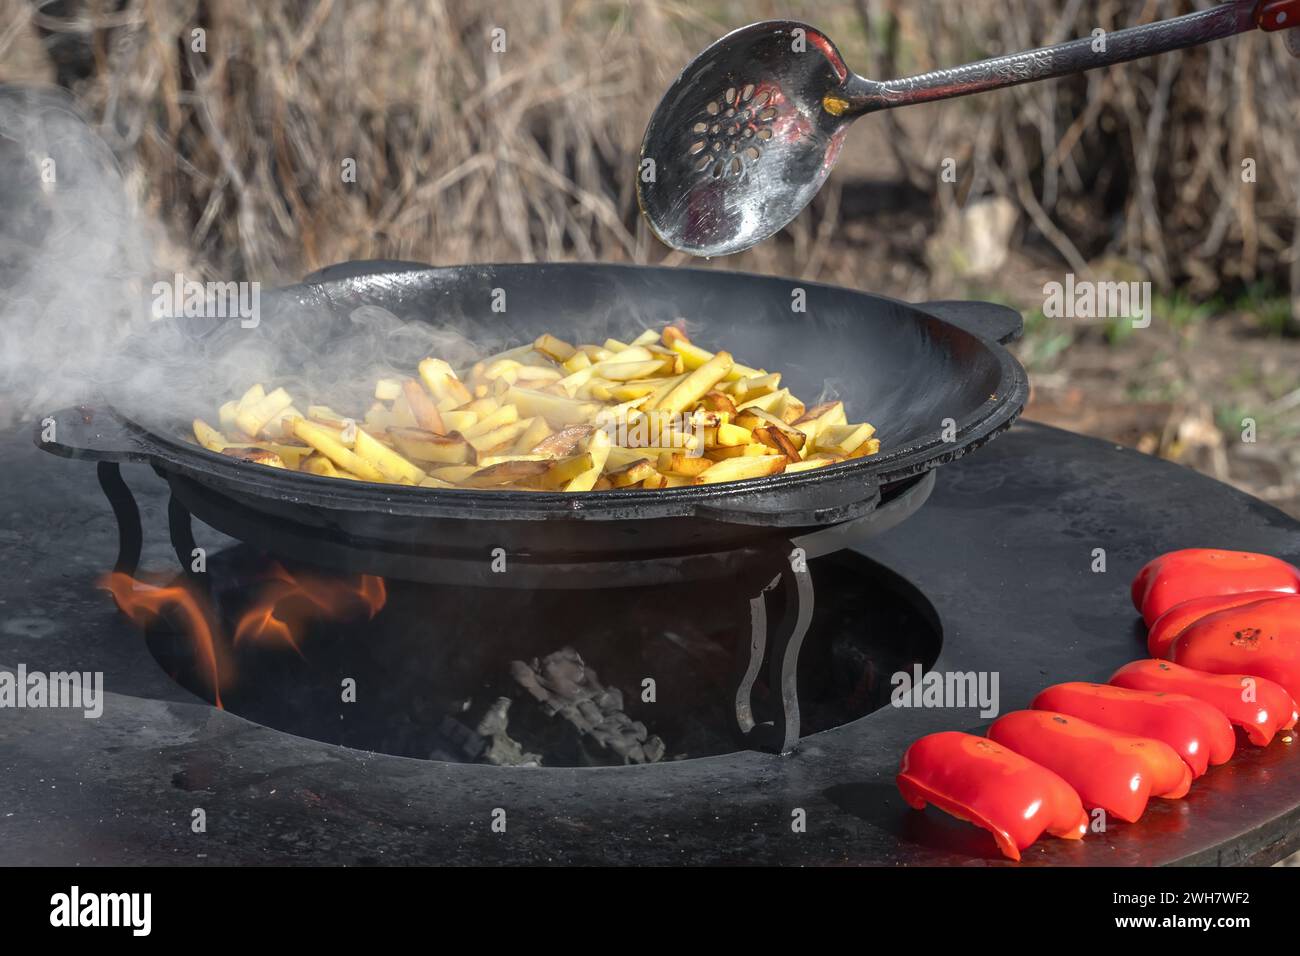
784;457;837;473
538;452;595;489
608;458;657;487
429;464;479;483
708;422;754;447
462;459;552;487
388;427;470;464
815;422;876;456
794;400;847;440
235;386;293;437
193;418;225;451
290;417;386;482
354;427;426;484
657;452;713;477
218;401;240;435
564;429;610;491
512;416;553;454
728;373;781;403
652;351;734;415
506;386;599;426
461;403;519;438
694;455;787;483
402;379;445;434
195;326;880;490
532;424;595;457
534;333;576;362
374;378;402;402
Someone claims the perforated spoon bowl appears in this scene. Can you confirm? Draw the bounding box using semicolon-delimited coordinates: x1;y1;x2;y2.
638;3;1279;257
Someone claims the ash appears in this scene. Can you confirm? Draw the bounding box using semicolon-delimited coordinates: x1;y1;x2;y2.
503;647;666;766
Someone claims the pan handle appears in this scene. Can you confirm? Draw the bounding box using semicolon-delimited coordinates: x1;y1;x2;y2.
694;470;881;527
918;299;1023;345
33;406;154;464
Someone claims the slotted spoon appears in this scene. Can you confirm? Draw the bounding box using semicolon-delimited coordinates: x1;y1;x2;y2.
638;1;1296;257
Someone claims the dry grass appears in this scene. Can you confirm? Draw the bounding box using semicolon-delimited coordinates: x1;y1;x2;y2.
2;0;1296;304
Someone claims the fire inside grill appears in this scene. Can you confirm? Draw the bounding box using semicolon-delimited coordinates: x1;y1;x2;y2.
101;546;939;767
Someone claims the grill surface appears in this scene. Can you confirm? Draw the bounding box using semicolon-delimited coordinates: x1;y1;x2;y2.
4;421;1300;865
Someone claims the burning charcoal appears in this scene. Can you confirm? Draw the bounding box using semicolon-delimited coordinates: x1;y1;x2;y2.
433;715;487;763
475;697;542;767
510;647;665;765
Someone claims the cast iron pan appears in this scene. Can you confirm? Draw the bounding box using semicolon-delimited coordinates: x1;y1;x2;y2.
41;261;1027;564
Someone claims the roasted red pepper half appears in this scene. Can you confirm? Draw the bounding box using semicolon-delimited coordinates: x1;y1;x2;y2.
1171;594;1300;703
1110;658;1298;747
1130;548;1300;627
988;710;1191;823
896;731;1087;862
1031;681;1234;777
1147;590;1283;658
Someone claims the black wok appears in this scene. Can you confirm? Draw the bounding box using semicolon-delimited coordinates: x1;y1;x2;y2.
41;261;1027;572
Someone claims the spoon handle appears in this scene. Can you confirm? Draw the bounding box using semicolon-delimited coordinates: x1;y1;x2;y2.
846;2;1259;115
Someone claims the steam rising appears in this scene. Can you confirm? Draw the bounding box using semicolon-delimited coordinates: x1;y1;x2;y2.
0;89;503;430
0;88;155;423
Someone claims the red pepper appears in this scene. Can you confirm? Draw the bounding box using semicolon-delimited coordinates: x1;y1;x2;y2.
1146;590;1282;658
1031;682;1234;777
1171;594;1300;703
896;731;1087;862
1110;658;1298;747
1130;548;1300;627
987;710;1191;823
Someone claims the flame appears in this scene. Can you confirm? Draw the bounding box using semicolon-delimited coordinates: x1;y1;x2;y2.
100;571;226;708
357;575;387;618
233;564;387;651
103;564;388;701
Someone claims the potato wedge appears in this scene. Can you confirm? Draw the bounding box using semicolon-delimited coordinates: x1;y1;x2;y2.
429;464;480;482
402;379;445;434
235;386;293;437
193;418;225;451
462;459;552;487
607;458;657;487
793;401;847;444
532;424;595;457
512;416;553;454
534;333;576;362
657;451;713;477
694;455;787;483
506;386;599;426
816;422;877;456
354;427;426;484
218;401;240;435
754;426;802;460
564;430;610;491
290;417;385;481
467;419;531;453
652;351;734;414
388;427;470;464
538;452;594;489
461;403;519;438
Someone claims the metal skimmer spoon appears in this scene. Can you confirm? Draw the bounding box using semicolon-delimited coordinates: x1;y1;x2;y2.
637;1;1293;257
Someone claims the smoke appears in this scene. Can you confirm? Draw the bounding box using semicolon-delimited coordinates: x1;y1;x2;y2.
0;87;156;424
0;88;504;432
